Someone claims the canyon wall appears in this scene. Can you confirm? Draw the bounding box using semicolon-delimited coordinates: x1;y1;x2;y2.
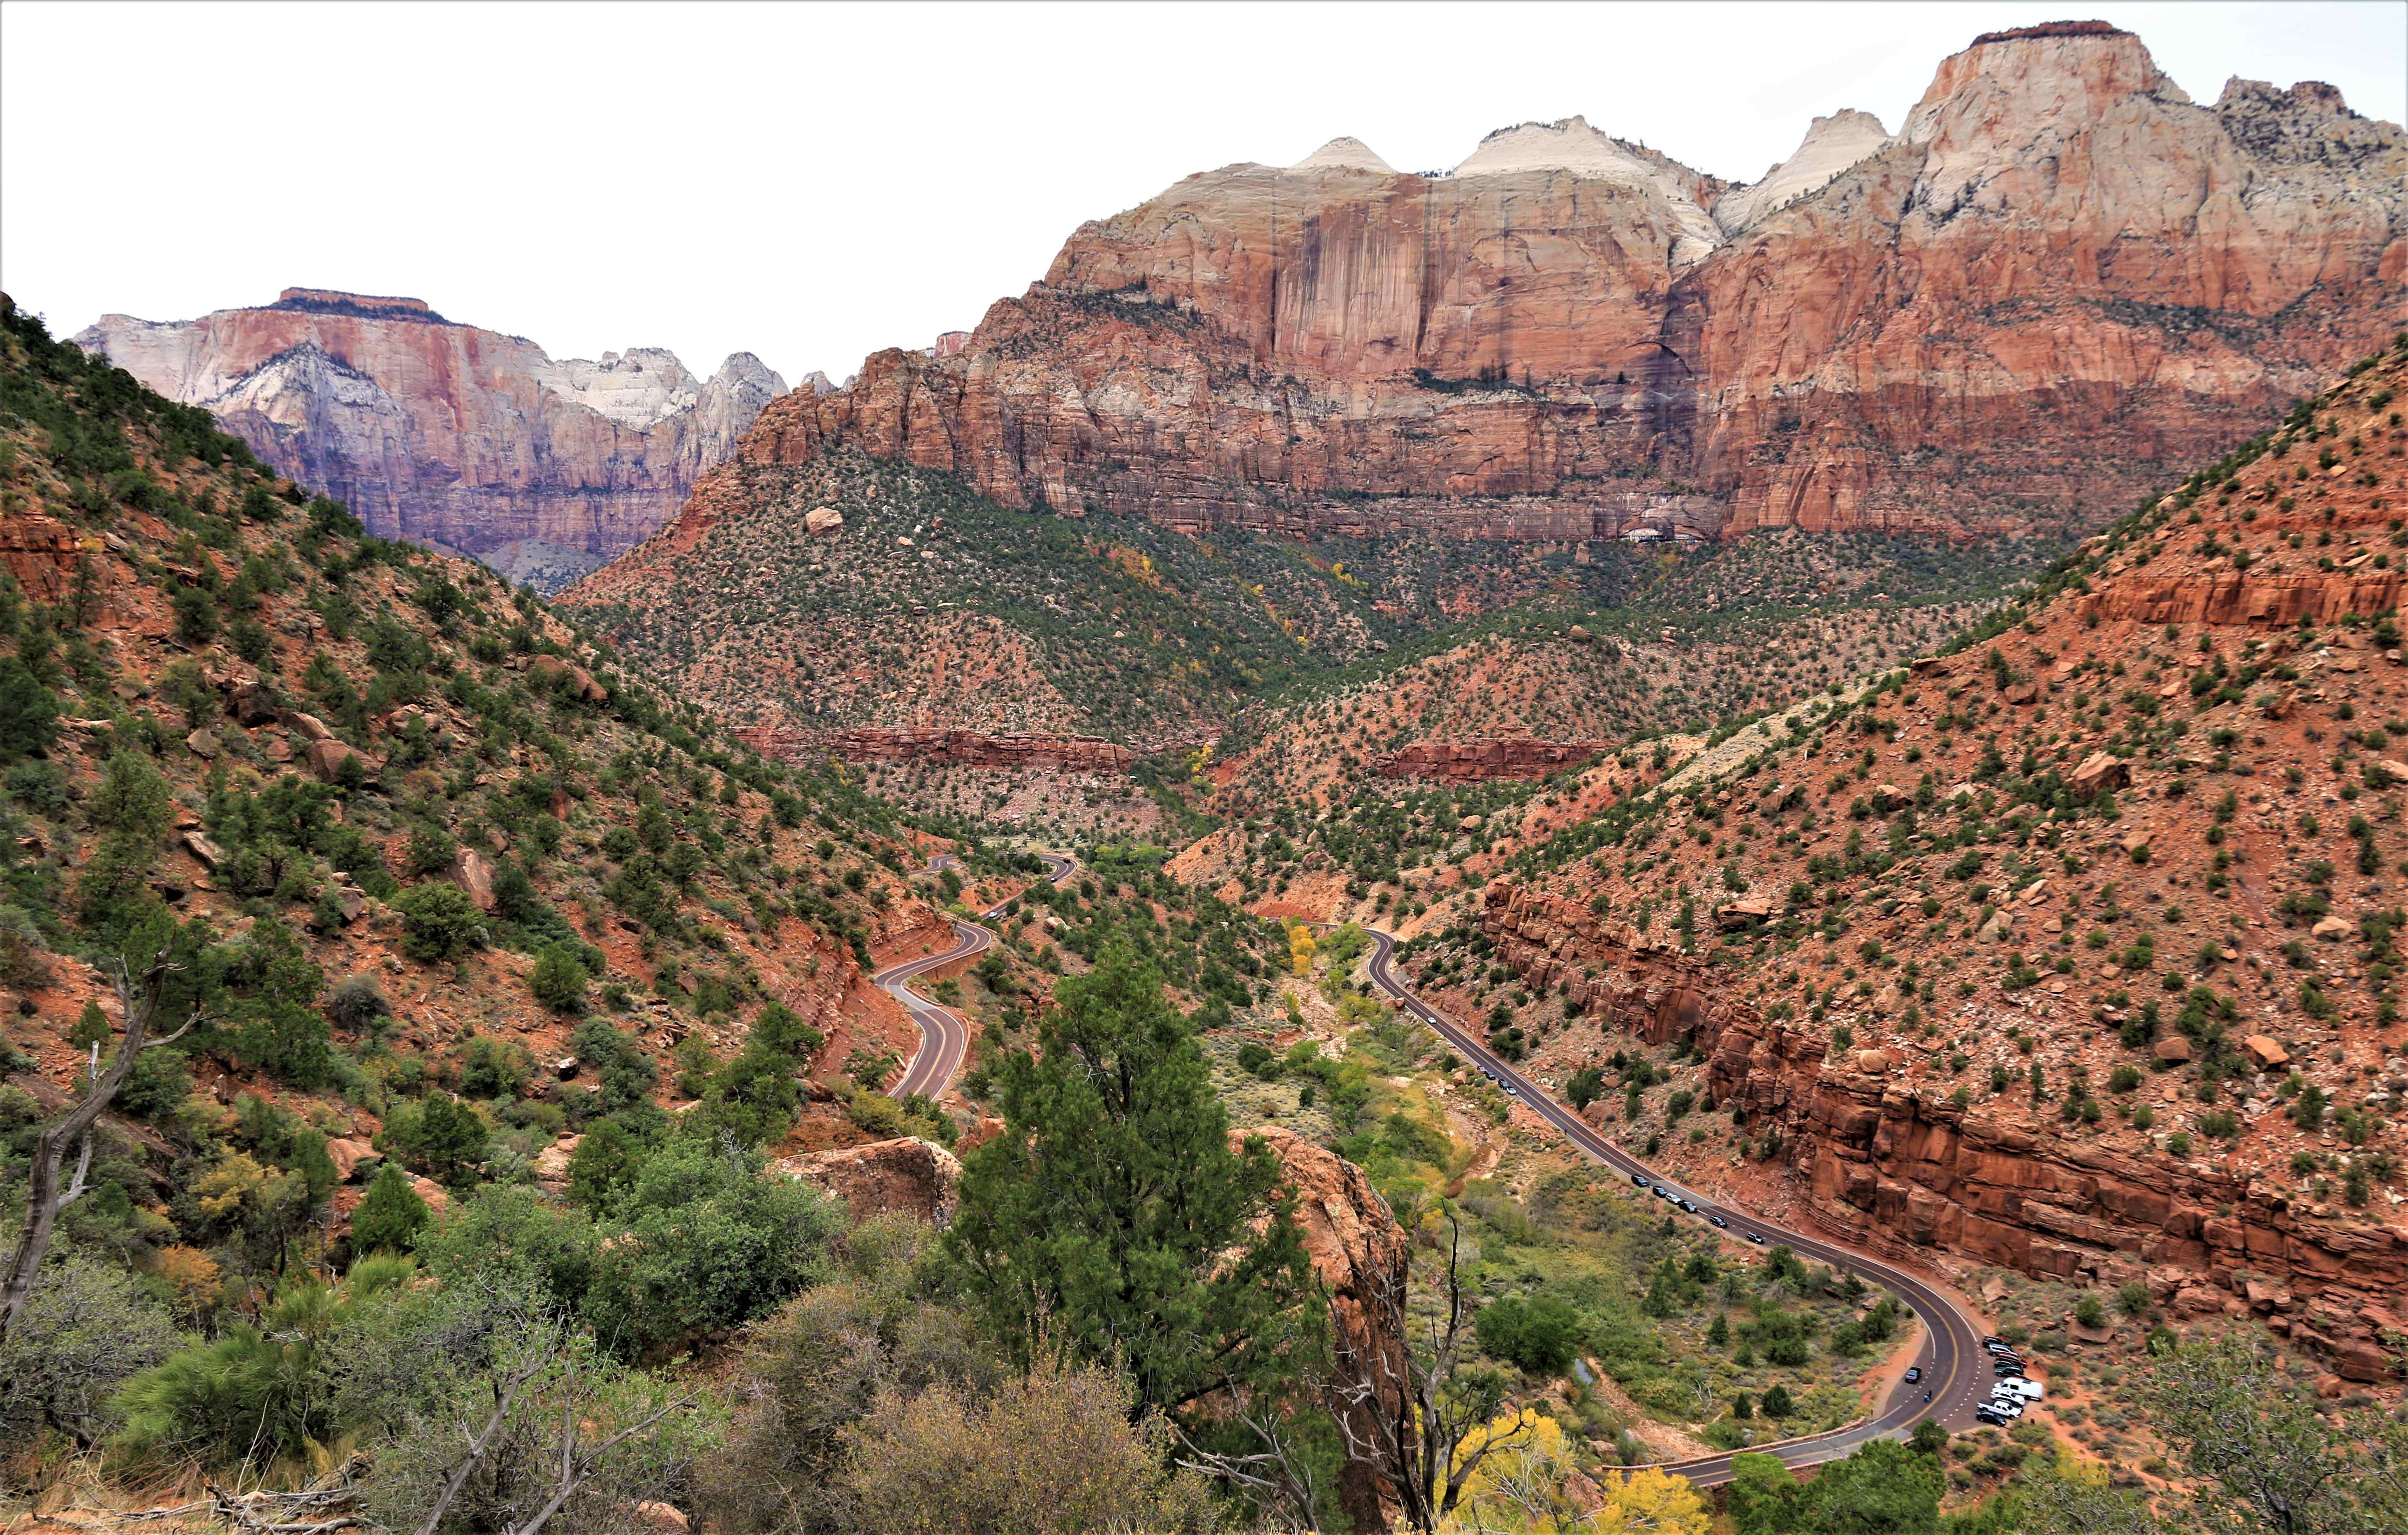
718;22;2401;543
75;289;784;584
1478;879;2408;1382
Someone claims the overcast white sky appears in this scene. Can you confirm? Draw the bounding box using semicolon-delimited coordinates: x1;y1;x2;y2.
4;2;2401;387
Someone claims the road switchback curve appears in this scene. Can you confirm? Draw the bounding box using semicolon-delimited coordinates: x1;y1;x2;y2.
878;852;1077;1101
1346;924;1989;1487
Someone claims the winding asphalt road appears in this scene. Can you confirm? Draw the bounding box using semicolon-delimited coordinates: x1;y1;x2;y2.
1348;926;1988;1486
878;853;1076;1100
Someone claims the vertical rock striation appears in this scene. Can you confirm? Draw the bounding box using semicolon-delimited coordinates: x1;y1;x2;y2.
75;290;784;584
720;22;2400;543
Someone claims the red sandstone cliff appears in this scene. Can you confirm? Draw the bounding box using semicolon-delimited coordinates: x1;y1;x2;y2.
75;290;784;582
719;23;2401;543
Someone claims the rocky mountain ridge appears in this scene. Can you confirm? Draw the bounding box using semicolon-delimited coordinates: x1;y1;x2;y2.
74;290;785;589
722;21;2401;546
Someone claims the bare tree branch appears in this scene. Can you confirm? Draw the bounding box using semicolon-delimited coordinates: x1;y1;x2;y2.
507;1389;698;1535
0;954;210;1344
415;1326;559;1535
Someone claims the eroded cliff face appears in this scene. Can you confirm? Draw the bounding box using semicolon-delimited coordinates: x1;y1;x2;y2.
74;290;784;580
1478;882;2408;1382
728;22;2401;542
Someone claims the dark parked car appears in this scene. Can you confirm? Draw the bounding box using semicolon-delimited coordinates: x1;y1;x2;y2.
1676;1199;1697;1213
1631;1173;1650;1187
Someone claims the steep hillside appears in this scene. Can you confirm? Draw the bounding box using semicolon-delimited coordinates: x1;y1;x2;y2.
1398;337;2408;1389
0;291;981;1256
75;289;785;588
733;22;2401;543
566;438;2038;762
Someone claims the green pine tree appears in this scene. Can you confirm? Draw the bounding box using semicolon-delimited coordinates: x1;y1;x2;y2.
69;999;111;1052
949;935;1317;1419
351;1163;430;1255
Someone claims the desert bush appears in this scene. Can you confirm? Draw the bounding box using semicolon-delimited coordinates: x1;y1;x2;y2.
397;881;485;961
581;1138;843;1358
835;1360;1214;1535
0;1254;179;1452
359;1320;720;1535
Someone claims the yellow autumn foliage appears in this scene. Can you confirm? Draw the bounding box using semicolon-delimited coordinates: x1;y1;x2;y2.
194;1152;269;1220
1288;922;1318;977
1445;1409;1707;1534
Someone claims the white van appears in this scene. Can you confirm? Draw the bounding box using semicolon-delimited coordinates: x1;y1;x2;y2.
1997;1378;2044;1402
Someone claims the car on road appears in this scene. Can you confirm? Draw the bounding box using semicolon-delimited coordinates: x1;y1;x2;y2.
1504;1085;1521;1097
1746;1231;1766;1244
1631;1173;1651;1188
1904;1367;1922;1384
1651;1185;1669;1198
1676;1198;1697;1213
1708;1215;1728;1229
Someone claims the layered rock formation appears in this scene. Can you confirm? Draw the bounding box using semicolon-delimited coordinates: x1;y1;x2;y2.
75;289;784;584
1479;881;2408;1381
716;22;2400;542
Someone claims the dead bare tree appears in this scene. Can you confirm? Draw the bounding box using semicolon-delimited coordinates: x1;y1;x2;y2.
409;1323;696;1535
0;953;206;1345
507;1385;696;1535
1167;1376;1333;1534
412;1326;561;1535
1327;1212;1531;1534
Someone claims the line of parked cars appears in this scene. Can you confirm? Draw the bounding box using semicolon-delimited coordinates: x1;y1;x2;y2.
1975;1337;2043;1423
1630;1173;1763;1242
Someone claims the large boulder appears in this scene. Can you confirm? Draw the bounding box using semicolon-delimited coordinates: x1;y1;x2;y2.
772;1136;963;1226
2069;751;2129;795
449;849;499;913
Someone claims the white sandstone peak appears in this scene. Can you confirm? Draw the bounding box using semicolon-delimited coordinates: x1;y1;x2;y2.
1291;136;1395;173
535;348;705;429
1713;108;1893;233
1453;117;1724;267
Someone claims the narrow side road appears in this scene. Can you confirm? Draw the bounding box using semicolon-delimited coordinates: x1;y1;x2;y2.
1346;925;1986;1487
879;853;1076;1100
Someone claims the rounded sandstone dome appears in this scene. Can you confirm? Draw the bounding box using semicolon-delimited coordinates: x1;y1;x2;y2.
1291;136;1395;173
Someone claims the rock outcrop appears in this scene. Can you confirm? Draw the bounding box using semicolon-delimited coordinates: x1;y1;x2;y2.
1244;1125;1409;1535
75;290;784;584
772;1135;964;1226
713;23;2400;543
1372;739;1612;782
